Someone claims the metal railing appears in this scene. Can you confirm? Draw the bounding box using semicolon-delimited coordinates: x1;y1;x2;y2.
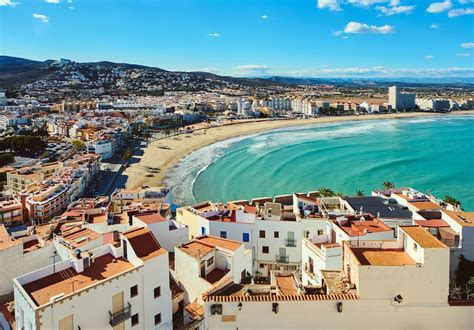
109;302;132;327
285;239;297;247
275;255;289;263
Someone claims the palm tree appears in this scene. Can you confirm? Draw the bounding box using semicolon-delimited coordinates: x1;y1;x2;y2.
444;195;461;207
383;181;395;190
318;187;335;197
336;192;345;198
355;189;364;196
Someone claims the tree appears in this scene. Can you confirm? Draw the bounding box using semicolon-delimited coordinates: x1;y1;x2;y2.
336;192;345;198
355;189;365;196
318;187;335;197
0;153;14;166
444;195;461;208
72;140;86;151
121;148;133;163
383;181;395;190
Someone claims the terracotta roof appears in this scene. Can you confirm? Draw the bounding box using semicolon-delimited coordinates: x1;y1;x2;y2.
123;227;166;261
401;225;447;248
178;241;214;259
197;236;242;251
408;201;441;211
22;254;134;306
185;301;204;320
203;293;359;302
275;275;298;295
243;205;257;214
0;225;21;251
134;213;167;224
350;248;416;266
415;219;450;228
443;210;474;227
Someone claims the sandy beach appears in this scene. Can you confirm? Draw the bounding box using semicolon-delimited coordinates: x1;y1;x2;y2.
123;111;473;190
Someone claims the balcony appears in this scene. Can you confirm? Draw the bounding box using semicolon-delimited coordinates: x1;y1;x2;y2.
285;239;297;247
275;255;289;263
109;302;131;327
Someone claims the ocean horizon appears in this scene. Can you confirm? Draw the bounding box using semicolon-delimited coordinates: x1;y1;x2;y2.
166;115;474;210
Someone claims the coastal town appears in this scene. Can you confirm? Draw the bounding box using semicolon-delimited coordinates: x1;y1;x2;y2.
0;67;473;329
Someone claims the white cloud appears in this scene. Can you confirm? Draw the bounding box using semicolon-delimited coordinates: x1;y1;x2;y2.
430;23;440;28
343;21;395;33
448;7;474;16
317;0;341;11
426;1;452;13
377;5;415;15
68;6;73;10
348;0;397;6
68;0;73;3
261;15;268;19
0;0;18;6
334;30;343;36
424;55;434;60
457;52;472;56
342;35;349;39
272;66;474;78
33;13;49;23
236;65;270;71
44;0;60;3
458;0;474;4
208;33;220;37
461;42;474;48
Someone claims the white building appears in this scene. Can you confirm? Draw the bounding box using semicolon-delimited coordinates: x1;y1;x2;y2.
388;86;416;110
202;226;472;329
87;140;113;160
174;235;252;304
13;227;173;330
416;98;451;112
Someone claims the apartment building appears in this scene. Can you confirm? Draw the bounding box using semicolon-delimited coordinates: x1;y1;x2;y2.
7;162;63;194
202;225;471;329
174;235;252;304
0;195;23;226
13;227;173;330
23;183;70;224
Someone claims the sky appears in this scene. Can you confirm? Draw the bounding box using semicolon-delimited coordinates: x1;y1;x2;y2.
0;0;473;78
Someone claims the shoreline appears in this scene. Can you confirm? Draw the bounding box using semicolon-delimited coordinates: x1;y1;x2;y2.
123;111;474;190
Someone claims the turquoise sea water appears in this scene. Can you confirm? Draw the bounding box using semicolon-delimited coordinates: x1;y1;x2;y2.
165;115;474;210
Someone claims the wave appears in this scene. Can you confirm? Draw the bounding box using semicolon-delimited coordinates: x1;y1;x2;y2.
165;115;473;205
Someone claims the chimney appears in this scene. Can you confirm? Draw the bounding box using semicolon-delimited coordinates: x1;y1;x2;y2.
128;212;133;226
231;210;237;222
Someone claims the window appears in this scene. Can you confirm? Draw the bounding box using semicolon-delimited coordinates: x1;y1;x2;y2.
131;313;139;327
154;313;161;326
130;285;138;297
317;229;324;236
201;226;206;235
259;263;265;268
242;233;250;242
259;230;266;238
207;257;214;267
220;231;227;239
274;231;279;238
262;246;269;254
154;286;161;299
413;242;418;252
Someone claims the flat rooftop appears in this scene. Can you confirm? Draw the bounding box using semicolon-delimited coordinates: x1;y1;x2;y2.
22;254;134;306
443;210;474;227
401;225;447;248
123;227;166;261
350;248;416;266
344;196;412;219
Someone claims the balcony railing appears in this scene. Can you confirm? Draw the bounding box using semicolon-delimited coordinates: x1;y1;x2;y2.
285;239;297;247
440;238;460;248
276;255;289;263
109;302;131;327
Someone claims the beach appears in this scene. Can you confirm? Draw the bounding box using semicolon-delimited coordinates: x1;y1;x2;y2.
123;111;473;190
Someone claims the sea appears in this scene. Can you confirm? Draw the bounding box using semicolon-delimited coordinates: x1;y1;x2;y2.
165;115;474;210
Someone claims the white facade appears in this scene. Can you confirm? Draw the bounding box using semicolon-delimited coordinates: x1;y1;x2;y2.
388;86;416;110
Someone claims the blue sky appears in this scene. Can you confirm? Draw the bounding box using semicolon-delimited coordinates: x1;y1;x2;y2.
0;0;473;77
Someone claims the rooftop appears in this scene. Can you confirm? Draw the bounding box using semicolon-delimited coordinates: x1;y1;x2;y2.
350;247;416;266
443;210;474;227
335;215;392;237
344;196;412;219
275;274;298;295
408;201;442;211
134;212;167;224
123;227;166;261
401;226;447;249
196;235;242;251
185;301;204;320
22;254;134;306
178;240;215;259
